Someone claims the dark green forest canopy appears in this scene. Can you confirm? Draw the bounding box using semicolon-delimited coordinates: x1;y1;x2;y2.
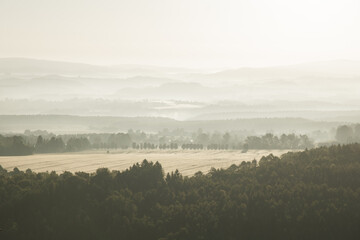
1;144;360;239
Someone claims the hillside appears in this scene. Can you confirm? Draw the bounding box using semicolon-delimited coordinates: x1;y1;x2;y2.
0;115;340;134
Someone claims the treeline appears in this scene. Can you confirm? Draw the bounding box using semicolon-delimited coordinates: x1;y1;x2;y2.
2;130;313;155
126;132;313;150
0;132;132;156
35;136;92;153
182;143;204;150
0;135;93;156
1;144;360;239
132;142;157;149
244;133;313;149
335;124;360;143
0;135;33;156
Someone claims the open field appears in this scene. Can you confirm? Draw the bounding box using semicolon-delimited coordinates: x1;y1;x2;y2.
0;149;294;176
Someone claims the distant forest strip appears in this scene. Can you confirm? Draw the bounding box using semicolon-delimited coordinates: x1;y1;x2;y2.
1;124;359;156
0;131;314;156
1;144;360;239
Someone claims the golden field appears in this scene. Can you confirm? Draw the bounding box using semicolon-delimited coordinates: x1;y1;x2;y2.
0;149;293;176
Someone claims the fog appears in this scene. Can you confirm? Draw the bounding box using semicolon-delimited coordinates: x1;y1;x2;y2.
2;1;360;238
1;0;360;136
1;58;360;123
2;0;360;67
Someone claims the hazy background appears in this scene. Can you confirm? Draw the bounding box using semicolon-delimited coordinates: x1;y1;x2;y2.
1;0;360;67
1;0;360;134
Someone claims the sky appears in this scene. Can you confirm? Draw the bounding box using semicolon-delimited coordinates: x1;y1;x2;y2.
1;0;360;68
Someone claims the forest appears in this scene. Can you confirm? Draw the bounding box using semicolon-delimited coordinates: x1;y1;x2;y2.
3;123;360;156
1;143;360;239
0;130;314;156
4;123;360;156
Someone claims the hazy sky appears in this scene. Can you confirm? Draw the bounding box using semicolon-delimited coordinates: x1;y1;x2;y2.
1;0;360;68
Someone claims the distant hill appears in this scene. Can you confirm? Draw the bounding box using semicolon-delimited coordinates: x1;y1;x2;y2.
1;58;360;118
193;60;360;82
0;58;197;76
0;115;340;134
115;82;216;101
191;110;360;122
0;58;106;75
2;58;359;77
